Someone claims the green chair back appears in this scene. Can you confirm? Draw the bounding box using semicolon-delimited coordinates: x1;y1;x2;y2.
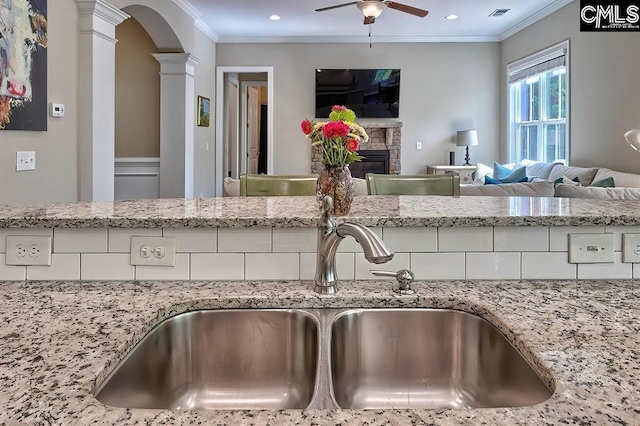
239;174;318;196
365;173;460;196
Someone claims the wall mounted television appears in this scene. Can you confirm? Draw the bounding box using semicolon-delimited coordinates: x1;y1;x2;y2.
315;69;400;118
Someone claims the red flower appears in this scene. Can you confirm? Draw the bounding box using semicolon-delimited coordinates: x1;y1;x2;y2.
332;105;347;112
301;119;312;135
322;121;349;139
346;138;359;152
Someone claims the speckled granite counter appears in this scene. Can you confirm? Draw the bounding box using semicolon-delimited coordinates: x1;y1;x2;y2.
0;279;637;425
1;195;640;228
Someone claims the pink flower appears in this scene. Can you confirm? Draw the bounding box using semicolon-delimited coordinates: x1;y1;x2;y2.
346;138;359;152
322;121;349;139
332;105;347;112
301;119;312;135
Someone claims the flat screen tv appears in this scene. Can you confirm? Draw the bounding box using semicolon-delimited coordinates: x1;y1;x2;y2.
315;69;400;118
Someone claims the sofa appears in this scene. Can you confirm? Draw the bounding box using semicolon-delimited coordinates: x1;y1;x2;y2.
460;160;640;200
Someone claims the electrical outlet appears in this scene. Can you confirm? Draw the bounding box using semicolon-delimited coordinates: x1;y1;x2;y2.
5;236;52;266
622;233;640;263
568;233;614;264
130;236;176;266
416;142;422;150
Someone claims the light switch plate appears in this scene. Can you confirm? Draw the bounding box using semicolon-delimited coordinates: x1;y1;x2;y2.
568;233;614;264
5;235;52;266
16;151;36;171
130;236;176;266
622;233;640;263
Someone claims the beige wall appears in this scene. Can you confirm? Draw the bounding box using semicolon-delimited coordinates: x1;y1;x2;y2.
115;18;160;158
0;0;79;204
501;1;640;173
216;43;500;175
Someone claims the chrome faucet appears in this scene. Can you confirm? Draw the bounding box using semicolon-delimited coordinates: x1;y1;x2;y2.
314;196;394;294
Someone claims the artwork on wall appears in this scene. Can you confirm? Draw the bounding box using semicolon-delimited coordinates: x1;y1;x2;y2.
197;96;210;127
0;0;48;131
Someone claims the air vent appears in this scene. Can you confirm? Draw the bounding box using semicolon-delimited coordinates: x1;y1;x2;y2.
489;9;510;17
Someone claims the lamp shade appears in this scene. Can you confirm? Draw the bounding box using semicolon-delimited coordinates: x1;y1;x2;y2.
357;1;387;18
624;129;640;152
456;129;479;147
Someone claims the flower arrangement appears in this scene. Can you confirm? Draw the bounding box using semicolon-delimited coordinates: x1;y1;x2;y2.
301;105;369;168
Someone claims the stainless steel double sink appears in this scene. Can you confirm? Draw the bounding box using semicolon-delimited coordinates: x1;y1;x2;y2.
95;309;553;410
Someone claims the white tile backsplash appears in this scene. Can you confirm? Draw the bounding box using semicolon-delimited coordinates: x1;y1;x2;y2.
522;252;576;279
245;253;299;280
549;226;605;252
494;227;548;252
605;226;640;251
383;228;437;252
81;254;134;280
109;228;161;253
191;253;245;280
634;264;640;279
0;255;26;280
218;228;271;253
273;228;317;253
438;227;493;252
54;228;108;253
0;229;52;253
577;253;632;279
355;253;410;280
466;252;520;280
27;254;80;280
299;252;355;280
136;254;190;280
410;253;465;280
163;228;217;253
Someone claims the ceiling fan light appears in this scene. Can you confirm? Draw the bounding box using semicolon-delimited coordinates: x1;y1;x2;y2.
357;1;387;18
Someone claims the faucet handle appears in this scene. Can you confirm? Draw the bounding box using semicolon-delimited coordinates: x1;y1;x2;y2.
370;269;416;295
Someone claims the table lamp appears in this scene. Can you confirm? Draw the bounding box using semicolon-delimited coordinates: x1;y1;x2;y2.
456;129;479;166
624;129;640;152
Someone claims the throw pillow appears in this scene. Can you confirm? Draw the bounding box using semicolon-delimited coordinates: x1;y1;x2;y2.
473;163;493;185
547;165;599;186
589;177;615;188
553;176;581;186
491;162;528;183
485;175;528;185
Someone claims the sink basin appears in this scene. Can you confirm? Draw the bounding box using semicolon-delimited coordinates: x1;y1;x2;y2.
330;309;553;409
95;309;319;410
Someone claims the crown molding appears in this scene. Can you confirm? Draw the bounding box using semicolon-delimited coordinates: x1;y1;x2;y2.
195;19;219;42
172;0;201;20
216;35;501;44
498;0;575;41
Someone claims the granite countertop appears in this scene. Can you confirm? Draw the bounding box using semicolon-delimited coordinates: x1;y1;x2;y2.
1;196;640;228
0;279;637;425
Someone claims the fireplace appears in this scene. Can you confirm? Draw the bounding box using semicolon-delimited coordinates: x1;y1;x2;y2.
349;150;389;178
311;121;402;176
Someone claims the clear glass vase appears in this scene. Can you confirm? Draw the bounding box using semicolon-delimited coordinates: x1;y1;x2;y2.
316;165;354;216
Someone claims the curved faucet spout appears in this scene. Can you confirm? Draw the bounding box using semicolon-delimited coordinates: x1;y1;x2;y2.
314;197;394;295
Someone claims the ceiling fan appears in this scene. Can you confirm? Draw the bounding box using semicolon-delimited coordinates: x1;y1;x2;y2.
316;0;429;25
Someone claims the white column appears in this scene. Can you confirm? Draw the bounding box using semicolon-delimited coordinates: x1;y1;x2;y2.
152;53;200;198
76;0;129;201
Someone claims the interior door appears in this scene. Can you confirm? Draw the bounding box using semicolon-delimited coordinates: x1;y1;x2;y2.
226;77;239;179
247;86;260;174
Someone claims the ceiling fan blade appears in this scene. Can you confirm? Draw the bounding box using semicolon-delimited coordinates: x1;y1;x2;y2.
315;2;359;12
385;1;429;17
364;16;376;25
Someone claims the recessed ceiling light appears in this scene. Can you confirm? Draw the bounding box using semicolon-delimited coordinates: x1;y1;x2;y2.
445;14;458;20
269;15;280;21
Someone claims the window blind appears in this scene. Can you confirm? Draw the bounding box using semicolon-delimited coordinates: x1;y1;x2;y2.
508;55;566;85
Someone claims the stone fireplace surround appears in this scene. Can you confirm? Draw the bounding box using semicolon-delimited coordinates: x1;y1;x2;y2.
311;121;402;175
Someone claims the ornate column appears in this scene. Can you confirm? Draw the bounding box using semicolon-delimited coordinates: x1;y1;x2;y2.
76;0;129;201
152;53;200;198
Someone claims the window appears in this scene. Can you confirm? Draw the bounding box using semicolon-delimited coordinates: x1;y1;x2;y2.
507;41;569;164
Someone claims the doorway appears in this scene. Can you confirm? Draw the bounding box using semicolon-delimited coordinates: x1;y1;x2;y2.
215;66;273;196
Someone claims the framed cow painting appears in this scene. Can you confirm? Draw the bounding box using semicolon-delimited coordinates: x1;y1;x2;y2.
0;0;47;131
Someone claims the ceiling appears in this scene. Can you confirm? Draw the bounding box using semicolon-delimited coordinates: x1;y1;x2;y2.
187;0;574;43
